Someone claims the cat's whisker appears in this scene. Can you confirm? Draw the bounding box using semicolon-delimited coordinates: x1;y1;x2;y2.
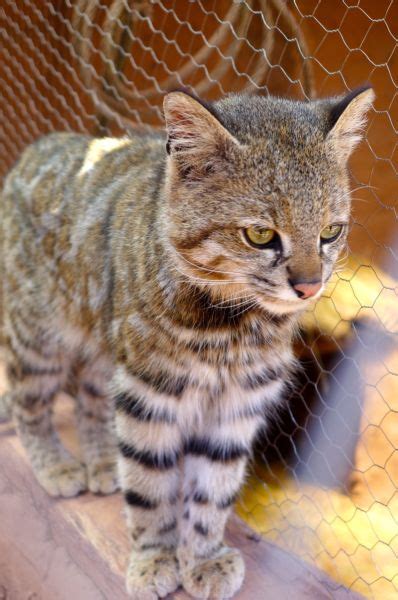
336;249;349;261
335;256;349;269
213;299;258;311
334;260;348;269
231;299;260;318
351;196;372;204
173;247;246;279
170;275;257;316
211;298;255;310
170;264;248;287
211;294;258;310
349;183;378;194
294;327;309;348
335;260;348;270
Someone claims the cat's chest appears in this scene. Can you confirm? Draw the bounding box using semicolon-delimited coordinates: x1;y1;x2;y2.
117;311;294;426
185;342;277;384
177;333;293;419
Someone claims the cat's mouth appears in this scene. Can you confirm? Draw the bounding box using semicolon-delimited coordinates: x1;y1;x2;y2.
255;289;324;315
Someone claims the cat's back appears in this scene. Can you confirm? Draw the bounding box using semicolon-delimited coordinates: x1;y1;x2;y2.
1;130;165;280
3;133;91;204
0;130;166;341
2;131;165;222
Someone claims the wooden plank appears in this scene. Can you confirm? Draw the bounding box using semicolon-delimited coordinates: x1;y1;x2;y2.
0;394;362;600
0;427;127;600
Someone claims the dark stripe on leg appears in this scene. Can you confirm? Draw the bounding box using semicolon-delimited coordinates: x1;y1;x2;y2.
140;543;162;551
20;393;53;410
82;382;104;398
124;489;159;510
126;367;189;397
195;541;223;560
10;318;44;354
115;391;176;424
242;367;282;390
20;362;62;378
16;382;59;410
194;522;208;536
216;492;239;509
192;490;209;504
158;519;177;535
184;437;249;462
119;441;179;470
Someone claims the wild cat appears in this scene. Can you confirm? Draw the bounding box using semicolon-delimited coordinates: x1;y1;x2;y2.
0;86;374;599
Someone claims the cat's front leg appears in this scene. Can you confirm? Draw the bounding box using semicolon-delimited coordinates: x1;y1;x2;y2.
6;350;87;498
178;411;262;599
115;388;183;599
74;355;118;495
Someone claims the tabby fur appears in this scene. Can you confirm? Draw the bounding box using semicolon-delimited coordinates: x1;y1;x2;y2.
0;87;374;599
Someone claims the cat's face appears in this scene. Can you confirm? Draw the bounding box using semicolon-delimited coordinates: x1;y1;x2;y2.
164;89;374;316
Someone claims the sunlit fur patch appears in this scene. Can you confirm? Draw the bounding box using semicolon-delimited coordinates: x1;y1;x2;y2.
174;239;252;306
78;137;132;177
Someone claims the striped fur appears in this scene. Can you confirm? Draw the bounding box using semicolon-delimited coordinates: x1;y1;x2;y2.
0;88;373;599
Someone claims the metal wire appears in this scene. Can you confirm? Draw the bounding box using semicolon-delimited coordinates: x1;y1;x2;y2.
0;1;397;598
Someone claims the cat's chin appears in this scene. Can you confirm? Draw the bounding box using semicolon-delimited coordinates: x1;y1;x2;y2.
257;297;312;316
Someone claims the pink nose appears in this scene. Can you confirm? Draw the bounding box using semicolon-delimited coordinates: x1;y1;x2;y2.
293;281;322;299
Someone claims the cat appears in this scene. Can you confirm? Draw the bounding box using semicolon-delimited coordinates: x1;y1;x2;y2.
0;86;374;599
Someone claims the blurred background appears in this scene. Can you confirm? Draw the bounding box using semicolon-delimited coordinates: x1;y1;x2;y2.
0;1;397;598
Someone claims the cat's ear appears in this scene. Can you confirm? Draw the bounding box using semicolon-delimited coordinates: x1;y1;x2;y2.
163;91;240;179
326;86;375;161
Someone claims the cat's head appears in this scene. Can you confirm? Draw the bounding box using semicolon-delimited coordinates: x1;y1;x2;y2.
163;87;374;316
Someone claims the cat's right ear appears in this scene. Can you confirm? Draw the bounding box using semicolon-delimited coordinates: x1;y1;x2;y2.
163;91;240;179
325;86;375;162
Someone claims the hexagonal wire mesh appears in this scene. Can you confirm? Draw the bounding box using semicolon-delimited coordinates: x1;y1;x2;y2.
0;0;397;597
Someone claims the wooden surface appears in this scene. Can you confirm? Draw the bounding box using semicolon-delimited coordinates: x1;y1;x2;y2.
0;387;361;600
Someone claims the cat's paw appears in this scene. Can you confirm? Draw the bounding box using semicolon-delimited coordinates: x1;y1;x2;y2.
181;546;245;600
87;458;119;495
35;459;87;498
126;548;180;599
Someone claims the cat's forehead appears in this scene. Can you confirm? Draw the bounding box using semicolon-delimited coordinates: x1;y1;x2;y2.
223;145;347;230
165;88;373;229
231;134;339;209
214;94;336;188
213;94;324;144
235;185;338;232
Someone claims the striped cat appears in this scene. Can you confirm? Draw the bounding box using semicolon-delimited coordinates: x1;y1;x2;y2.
0;87;374;599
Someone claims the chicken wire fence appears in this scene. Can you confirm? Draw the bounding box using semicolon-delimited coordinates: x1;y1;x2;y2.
1;0;397;598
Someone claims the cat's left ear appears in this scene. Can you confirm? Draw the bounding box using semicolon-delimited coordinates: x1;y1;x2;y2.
325;85;375;162
163;91;240;178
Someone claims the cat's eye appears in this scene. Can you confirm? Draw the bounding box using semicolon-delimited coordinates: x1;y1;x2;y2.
320;224;343;243
244;226;276;248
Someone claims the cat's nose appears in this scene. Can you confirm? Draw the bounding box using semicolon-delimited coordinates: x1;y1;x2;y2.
289;279;322;299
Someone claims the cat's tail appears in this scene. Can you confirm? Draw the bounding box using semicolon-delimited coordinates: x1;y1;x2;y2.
0;391;12;422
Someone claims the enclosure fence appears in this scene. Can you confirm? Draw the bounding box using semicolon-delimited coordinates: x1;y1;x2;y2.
1;1;397;598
